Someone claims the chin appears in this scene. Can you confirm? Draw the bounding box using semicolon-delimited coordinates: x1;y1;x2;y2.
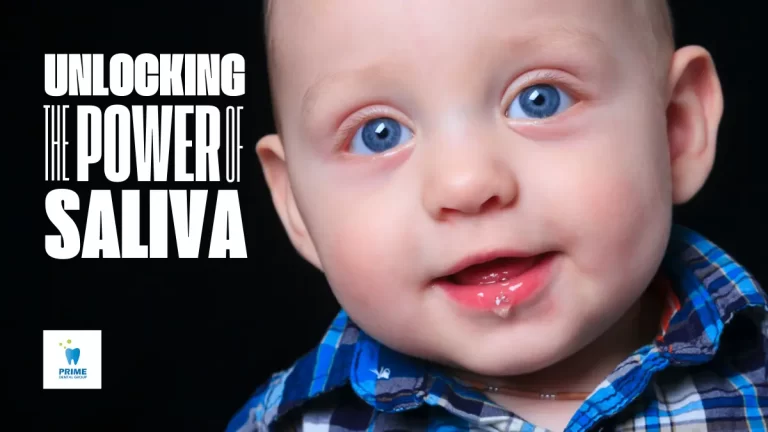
457;351;564;377
419;337;570;378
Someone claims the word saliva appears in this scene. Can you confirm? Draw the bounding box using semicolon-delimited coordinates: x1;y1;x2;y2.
45;189;247;259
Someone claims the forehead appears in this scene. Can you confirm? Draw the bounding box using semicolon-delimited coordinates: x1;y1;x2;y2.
274;0;645;59
269;0;653;118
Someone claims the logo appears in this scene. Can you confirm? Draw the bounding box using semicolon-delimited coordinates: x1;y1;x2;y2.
43;330;102;389
58;338;87;379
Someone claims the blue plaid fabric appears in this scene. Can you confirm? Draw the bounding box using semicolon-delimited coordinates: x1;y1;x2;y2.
227;225;768;431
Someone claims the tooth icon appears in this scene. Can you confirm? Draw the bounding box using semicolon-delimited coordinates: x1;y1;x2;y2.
65;348;81;365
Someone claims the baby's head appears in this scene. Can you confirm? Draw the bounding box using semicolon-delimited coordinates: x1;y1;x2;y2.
257;0;724;376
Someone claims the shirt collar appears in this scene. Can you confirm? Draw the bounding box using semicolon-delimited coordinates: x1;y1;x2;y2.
266;224;768;422
656;224;768;365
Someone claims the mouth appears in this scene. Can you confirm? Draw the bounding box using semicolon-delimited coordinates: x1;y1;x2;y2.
433;251;557;317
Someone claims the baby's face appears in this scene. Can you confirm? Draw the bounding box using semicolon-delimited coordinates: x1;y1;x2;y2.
267;0;678;375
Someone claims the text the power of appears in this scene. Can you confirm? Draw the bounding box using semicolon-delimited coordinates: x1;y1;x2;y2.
43;53;248;260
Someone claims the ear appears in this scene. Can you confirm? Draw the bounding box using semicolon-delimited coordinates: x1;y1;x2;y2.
256;135;324;271
665;45;724;204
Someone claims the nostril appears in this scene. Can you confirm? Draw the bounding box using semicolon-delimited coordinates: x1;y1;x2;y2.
438;207;462;220
438;196;506;221
479;196;502;213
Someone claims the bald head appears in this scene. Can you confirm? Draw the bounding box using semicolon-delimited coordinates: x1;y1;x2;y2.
263;0;674;63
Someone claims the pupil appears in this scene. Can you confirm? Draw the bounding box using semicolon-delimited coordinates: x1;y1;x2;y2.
529;90;545;106
375;123;389;139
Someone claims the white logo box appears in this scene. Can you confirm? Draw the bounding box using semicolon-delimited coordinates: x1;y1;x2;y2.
43;330;102;389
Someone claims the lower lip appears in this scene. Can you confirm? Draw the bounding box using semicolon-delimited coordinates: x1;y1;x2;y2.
435;253;558;312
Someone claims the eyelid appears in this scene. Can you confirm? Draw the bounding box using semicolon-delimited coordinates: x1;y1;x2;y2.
335;105;413;152
501;69;587;112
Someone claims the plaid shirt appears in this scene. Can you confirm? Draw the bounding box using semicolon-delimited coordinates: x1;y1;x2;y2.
227;225;768;431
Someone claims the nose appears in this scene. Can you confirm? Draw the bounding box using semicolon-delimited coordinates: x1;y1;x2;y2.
421;137;518;220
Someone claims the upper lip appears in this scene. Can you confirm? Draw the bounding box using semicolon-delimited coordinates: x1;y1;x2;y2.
436;249;541;280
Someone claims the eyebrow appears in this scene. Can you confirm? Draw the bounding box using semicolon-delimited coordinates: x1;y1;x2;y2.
299;25;611;123
520;24;609;53
300;62;404;125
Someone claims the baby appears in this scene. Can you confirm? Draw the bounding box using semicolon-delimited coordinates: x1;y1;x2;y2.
228;0;768;430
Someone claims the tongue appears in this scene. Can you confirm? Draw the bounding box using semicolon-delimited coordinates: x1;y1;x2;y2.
452;256;539;285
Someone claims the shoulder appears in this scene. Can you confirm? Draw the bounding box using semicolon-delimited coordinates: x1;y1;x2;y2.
226;311;362;432
225;307;441;431
225;367;293;432
609;299;768;430
633;312;767;430
621;226;768;429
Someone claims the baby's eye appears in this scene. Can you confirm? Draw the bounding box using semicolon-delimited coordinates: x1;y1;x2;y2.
350;117;413;155
505;84;574;120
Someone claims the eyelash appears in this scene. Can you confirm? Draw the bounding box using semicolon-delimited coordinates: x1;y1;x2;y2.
334;70;585;151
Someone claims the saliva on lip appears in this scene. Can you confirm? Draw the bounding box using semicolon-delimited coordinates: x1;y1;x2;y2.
493;293;512;318
493;305;512;318
490;281;523;318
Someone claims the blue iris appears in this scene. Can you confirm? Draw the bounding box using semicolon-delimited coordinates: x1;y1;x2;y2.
350;117;413;154
506;84;572;119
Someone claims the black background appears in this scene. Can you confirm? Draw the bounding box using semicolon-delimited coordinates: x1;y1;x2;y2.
7;1;766;430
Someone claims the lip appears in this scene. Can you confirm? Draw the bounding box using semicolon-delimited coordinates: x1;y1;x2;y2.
433;252;558;314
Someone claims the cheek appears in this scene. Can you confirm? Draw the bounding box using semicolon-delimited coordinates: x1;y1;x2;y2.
294;171;420;315
574;173;670;280
536;132;672;278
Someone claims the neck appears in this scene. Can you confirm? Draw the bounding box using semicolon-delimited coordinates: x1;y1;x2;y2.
451;273;667;396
